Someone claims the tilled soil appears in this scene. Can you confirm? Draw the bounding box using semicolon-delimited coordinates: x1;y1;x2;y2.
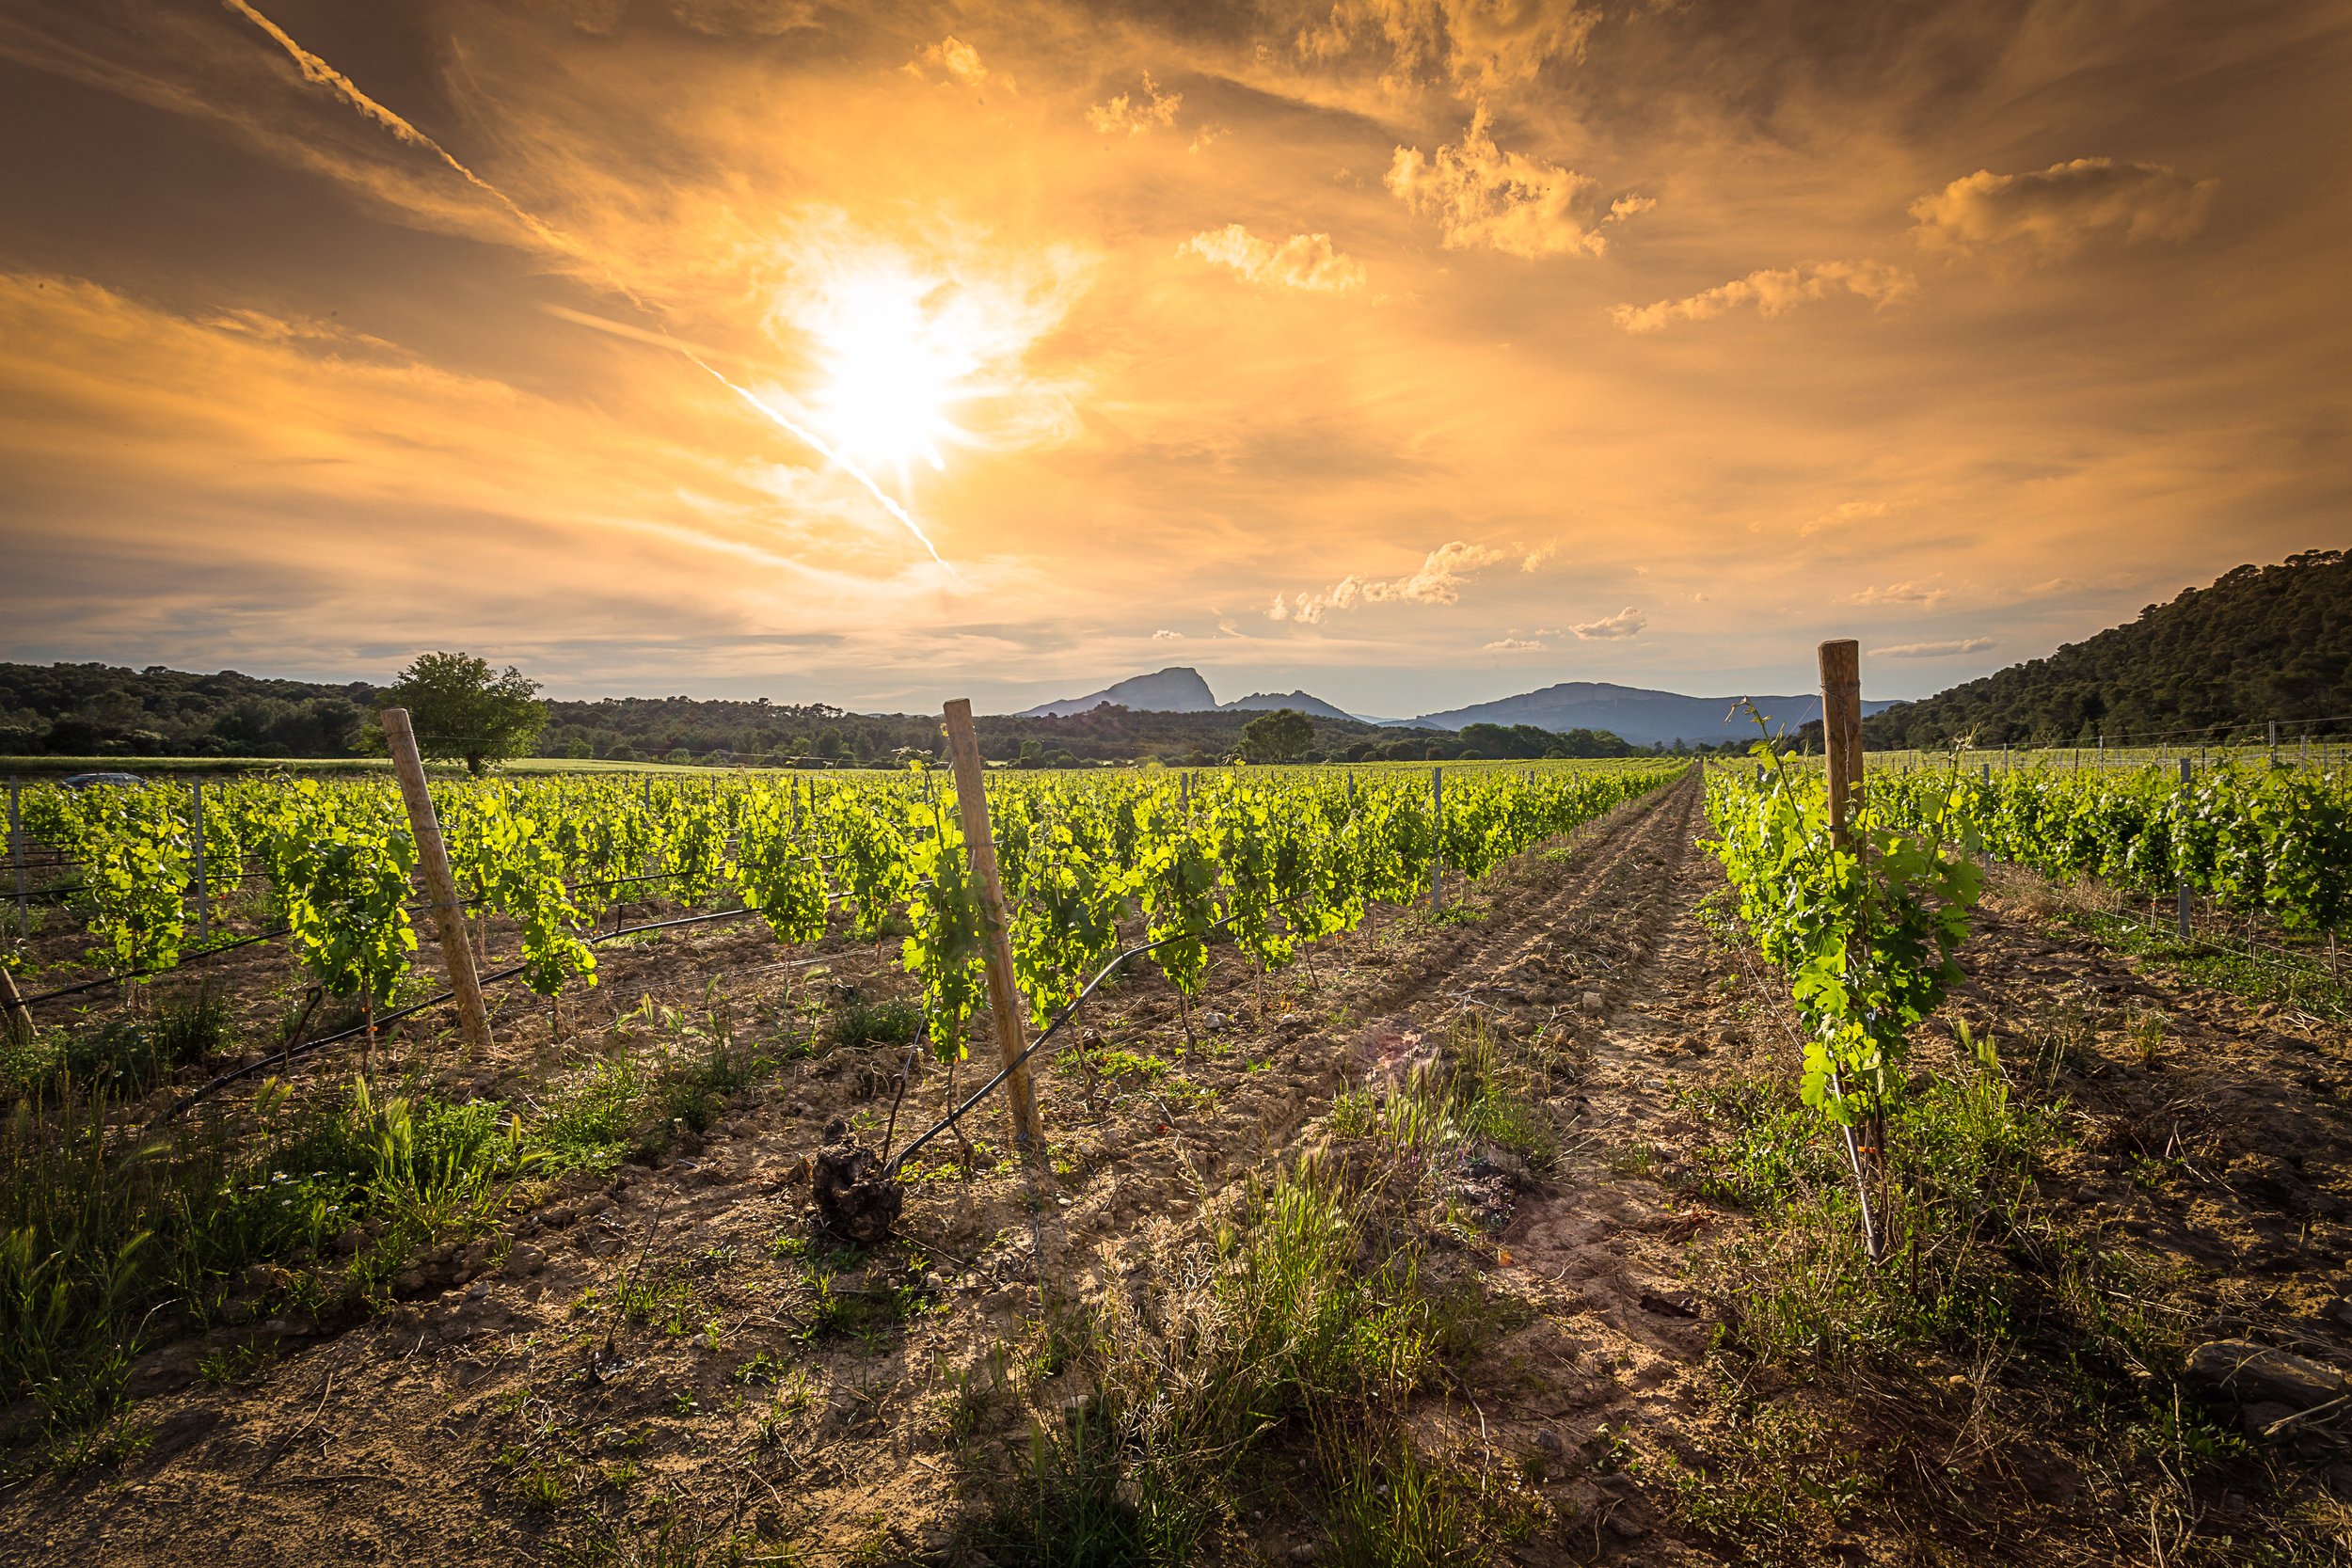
8;768;2351;1566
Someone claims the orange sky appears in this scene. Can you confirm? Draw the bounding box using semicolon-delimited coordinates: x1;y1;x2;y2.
2;0;2346;716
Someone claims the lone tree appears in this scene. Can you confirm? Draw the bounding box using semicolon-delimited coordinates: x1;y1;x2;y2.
376;652;547;776
1240;707;1314;764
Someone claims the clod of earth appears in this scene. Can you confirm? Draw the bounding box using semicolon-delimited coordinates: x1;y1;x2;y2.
810;1117;902;1243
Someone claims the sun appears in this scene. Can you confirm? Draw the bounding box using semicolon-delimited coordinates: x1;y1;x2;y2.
803;267;979;483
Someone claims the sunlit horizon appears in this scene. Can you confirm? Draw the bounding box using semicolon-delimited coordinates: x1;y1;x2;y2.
0;0;2344;715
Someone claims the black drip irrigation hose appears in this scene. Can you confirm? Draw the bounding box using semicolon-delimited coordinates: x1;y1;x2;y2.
155;903;770;1123
15;927;297;1006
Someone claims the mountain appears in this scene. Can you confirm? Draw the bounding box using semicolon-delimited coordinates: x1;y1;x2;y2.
1414;681;1899;748
1220;689;1356;721
1014;668;1356;722
1016;666;1219;718
1862;550;2351;749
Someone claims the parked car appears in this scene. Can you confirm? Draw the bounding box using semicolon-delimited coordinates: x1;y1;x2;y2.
60;771;146;789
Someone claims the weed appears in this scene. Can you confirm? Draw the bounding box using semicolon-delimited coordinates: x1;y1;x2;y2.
1322;1429;1486;1568
828;998;923;1052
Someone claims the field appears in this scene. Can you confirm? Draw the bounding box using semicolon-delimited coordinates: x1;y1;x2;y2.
4;757;2352;1566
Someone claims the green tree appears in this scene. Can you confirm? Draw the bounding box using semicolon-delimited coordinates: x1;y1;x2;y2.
1240;708;1314;764
375;652;548;776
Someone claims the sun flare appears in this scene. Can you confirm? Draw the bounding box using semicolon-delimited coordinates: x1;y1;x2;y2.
803;267;977;481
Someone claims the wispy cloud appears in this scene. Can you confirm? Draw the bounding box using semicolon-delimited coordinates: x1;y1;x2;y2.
1388;107;1640;261
1271;542;1506;624
1613;261;1914;333
904;36;1008;92
1152;627;1182;640
1571;606;1645;640
1800;499;1892;536
1181;226;1366;292
1872;637;1995;657
1482;636;1543;651
1848;581;1947;607
1087;73;1180;135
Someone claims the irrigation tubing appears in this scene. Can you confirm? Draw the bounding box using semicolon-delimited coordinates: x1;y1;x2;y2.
13;927;297;1006
155;904;771;1123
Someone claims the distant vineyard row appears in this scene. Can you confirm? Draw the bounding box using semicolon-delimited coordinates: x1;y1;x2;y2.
14;761;1685;1053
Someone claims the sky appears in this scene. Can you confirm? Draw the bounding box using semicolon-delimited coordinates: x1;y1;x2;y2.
1;0;2346;718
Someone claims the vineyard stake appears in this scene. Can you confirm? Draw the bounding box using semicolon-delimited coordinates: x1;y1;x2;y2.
381;707;494;1057
8;777;24;939
1429;767;1444;908
1818;639;1886;1259
2177;756;2194;940
1819;641;1863;858
191;781;210;943
943;698;1043;1153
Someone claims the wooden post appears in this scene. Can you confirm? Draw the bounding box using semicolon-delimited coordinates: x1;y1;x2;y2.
1429;767;1444;907
1817;640;1863;856
943;699;1042;1152
190;781;211;943
8;778;24;939
2177;756;2194;940
380;708;493;1055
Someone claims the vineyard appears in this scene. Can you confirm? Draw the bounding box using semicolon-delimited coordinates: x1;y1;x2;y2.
8;731;2352;1566
6;759;1678;1052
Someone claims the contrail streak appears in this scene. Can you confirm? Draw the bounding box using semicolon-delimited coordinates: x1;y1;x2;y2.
223;0;584;269
687;356;956;575
219;0;951;571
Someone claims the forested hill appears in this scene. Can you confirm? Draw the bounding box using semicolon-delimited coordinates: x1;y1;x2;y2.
0;662;1633;767
1862;550;2351;749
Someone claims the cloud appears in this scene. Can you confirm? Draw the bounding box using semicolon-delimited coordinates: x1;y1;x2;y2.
1291;0;1599;95
1387;107;1639;261
1847;581;1947;606
1152;628;1182;640
1911;159;2217;260
1187;123;1230;154
904;37;1008;92
1087;73;1181;135
1181;226;1367;292
1799;499;1892;536
1482;636;1543;651
1271;540;1507;623
1871;637;1995;657
1570;606;1645;640
1612;261;1915;333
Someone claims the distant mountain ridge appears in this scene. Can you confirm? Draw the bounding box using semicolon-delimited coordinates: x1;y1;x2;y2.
1014;668;1355;722
1013;667;1898;746
1414;681;1898;748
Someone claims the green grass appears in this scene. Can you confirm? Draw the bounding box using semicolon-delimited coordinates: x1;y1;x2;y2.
981;1015;1564;1567
2060;909;2352;1021
1;988;232;1102
826;997;924;1051
1684;1028;2057;1364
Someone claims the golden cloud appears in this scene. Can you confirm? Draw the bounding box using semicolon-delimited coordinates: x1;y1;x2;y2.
1180;226;1368;292
1911;158;2217;259
1387;107;1636;260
